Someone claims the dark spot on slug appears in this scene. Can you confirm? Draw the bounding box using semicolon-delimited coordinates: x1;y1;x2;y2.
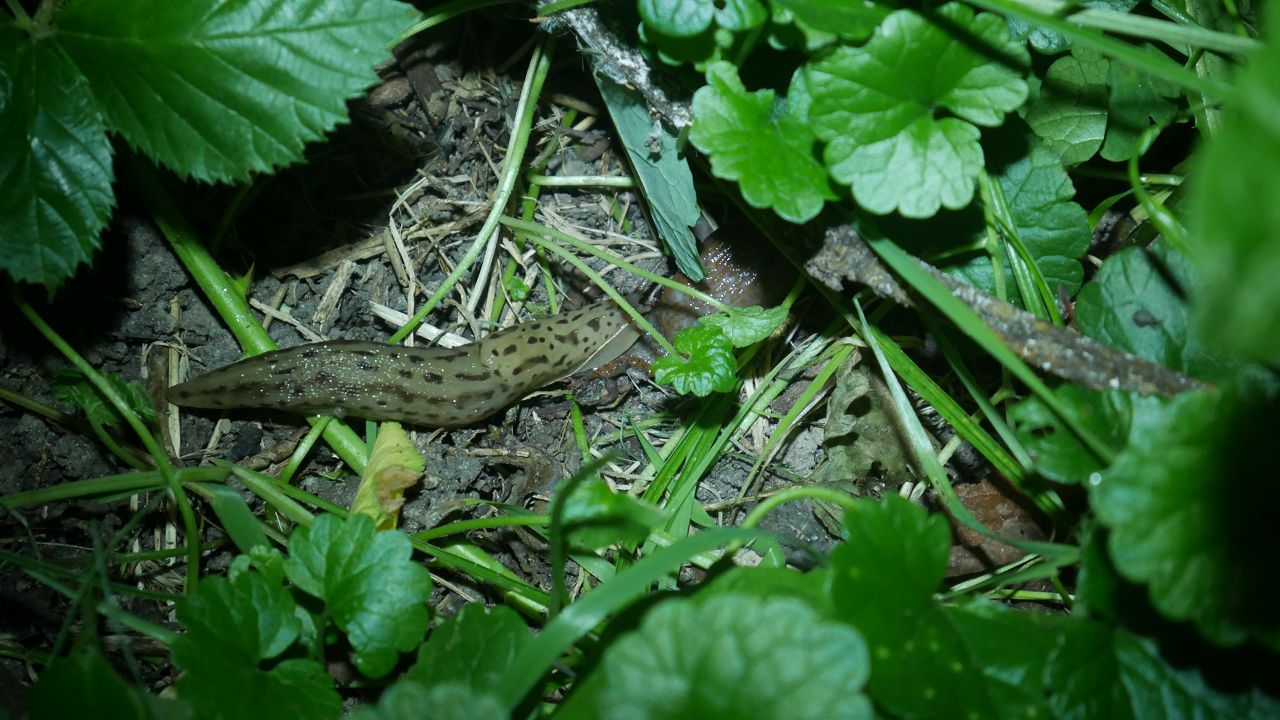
356;361;378;372
274;366;295;376
377;399;389;407
398;369;414;379
315;371;336;385
423;372;444;384
302;348;320;359
266;358;279;365
408;354;425;364
555;333;571;344
586;316;603;332
453;390;497;406
527;336;542;345
456;371;490;382
512;354;550;376
502;344;519;356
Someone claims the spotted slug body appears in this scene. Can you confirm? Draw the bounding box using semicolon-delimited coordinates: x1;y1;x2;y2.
167;301;638;428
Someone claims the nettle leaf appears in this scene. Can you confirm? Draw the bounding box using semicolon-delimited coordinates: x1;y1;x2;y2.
652;324;737;397
690;62;835;223
806;3;1028;218
407;604;530;693
831;495;1055;718
55;0;417;183
698;305;788;347
638;0;766;37
0;27;113;288
771;0;889;42
350;680;506;720
1092;385;1280;649
561;593;872;720
174;571;339;720
1024;47;1109;165
1100;45;1180;162
284;514;432;678
1189;14;1280;366
1046;622;1280;718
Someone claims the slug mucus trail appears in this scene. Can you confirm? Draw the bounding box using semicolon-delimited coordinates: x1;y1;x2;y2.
167;301;639;428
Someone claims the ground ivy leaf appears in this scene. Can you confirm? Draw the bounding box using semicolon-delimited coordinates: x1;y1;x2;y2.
1046;622;1280;719
560;593;872;720
1100;45;1180;162
651;324;736;397
698;305;787;347
0;27;113;289
1189;11;1280;366
690;61;835;223
639;0;715;37
174;572;338;720
771;0;889;41
945;600;1065;717
1023;47;1109;165
806;3;1028;218
830;495;1005;718
560;475;666;550
407;604;529;693
1092;385;1280;649
350;680;506;720
1008;386;1161;484
55;0;417;183
284;514;432;678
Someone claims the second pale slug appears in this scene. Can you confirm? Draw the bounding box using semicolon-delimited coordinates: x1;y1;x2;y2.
167;300;639;428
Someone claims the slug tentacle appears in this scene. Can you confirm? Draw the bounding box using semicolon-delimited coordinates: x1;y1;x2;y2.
168;300;639;428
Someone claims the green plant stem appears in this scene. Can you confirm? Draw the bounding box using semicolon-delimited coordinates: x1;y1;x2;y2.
412;515;549;542
1129;127;1193;258
131;161;370;475
966;0;1237;99
741;486;860;528
10;286;203;591
0;467;226;509
525;174;636;188
401;0;515;38
390;35;555;344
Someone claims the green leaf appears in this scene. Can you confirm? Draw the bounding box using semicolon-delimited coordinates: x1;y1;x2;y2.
28;647;157;720
771;0;889;41
560;476;666;550
651;324;736;397
806;3;1028;218
407;604;530;693
598;77;703;282
205;483;270;554
945;600;1065;717
0;27;113;289
638;0;766;37
349;680;506;720
1008;0;1139;53
55;0;417;183
1100;46;1180;162
1023;47;1109;165
50;369;157;427
1092;385;1280;649
698;305;788;347
830;495;1009;718
560;593;872;719
174;571;338;720
1046;622;1280;719
1189;13;1280;366
690;61;835;223
284;514;432;677
351;422;425;530
1008;386;1159;484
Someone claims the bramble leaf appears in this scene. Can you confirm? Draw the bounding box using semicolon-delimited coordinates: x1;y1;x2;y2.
652;324;736;397
559;593;872;720
699;305;788;347
56;0;417;183
805;3;1028;217
690;62;835;223
0;27;113;288
284;514;432;677
1092;385;1280;649
1024;48;1109;165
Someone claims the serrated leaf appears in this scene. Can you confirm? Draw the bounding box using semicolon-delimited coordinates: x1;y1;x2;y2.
28;647;156;720
1092;385;1280;649
806;3;1028;218
50;369;157;427
559;475;666;551
638;0;766;37
1046;622;1280;719
1009;0;1139;53
352;422;424;530
407;604;530;693
771;0;889;42
1024;48;1109;165
598;77;702;281
1008;386;1159;484
349;680;506;720
56;0;417;183
559;593;872;720
690;61;835;223
698;305;787;347
0;27;113;289
284;514;432;677
1100;46;1180;162
651;324;736;397
945;600;1065;717
1189;13;1280;366
174;571;338;720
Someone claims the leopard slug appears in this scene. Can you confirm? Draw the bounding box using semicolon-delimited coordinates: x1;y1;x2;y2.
167;300;638;428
